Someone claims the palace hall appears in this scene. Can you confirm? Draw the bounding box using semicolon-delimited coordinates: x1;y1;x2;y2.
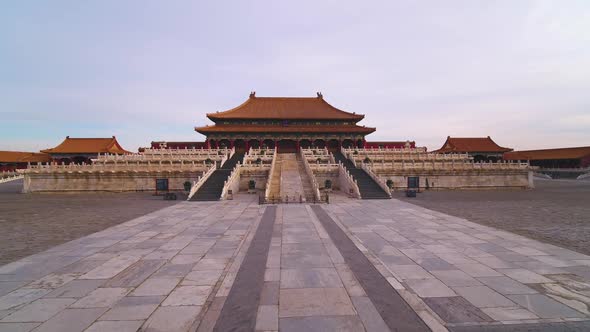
17;92;536;195
152;92;415;152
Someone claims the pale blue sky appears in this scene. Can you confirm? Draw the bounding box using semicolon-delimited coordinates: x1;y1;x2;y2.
1;1;589;152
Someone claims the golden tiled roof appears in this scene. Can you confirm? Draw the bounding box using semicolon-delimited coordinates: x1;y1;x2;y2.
434;136;513;153
504;146;590;160
41;136;130;154
0;151;51;163
207;93;364;121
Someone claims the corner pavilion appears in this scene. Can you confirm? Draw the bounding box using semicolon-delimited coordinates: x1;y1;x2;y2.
195;92;377;153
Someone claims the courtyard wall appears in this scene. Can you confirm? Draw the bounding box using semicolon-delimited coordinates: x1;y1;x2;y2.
373;170;533;190
23;171;202;193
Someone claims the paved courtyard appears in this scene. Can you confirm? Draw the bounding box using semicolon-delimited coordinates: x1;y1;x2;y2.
0;180;178;265
1;192;590;331
395;179;590;255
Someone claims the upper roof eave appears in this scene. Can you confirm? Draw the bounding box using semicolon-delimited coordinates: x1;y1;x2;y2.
205;94;365;121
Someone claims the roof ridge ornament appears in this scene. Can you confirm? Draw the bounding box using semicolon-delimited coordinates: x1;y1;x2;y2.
316;92;323;99
249;91;256;98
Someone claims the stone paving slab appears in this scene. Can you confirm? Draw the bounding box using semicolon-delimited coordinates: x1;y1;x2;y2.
0;195;262;332
325;194;590;330
2;192;590;331
423;296;493;324
396;180;590;256
0;180;178;266
311;204;432;331
211;206;277;331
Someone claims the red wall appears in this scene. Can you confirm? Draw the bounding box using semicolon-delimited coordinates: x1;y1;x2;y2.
0;163;28;172
148;140;419;151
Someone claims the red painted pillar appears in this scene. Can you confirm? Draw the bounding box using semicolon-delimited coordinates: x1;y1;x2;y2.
295;140;300;152
206;139;211;149
230;140;234;149
259;140;264;149
245;140;250;151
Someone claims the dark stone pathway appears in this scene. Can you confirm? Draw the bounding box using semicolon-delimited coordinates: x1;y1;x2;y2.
310;205;431;332
212;206;277;332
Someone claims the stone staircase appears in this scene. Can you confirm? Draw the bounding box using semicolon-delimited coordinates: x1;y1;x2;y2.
190;152;244;201
267;156;282;199
296;154;315;199
333;151;390;200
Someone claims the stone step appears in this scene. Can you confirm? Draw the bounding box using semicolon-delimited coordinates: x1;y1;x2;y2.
190;153;245;201
268;158;282;198
296;154;315;198
333;151;390;200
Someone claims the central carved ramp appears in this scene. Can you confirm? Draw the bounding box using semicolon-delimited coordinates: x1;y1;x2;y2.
278;153;308;201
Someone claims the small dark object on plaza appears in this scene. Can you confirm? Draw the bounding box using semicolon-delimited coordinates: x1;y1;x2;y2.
325;179;332;189
386;179;394;189
164;192;177;200
405;190;416;198
425;178;430;190
407;176;419;189
248;180;256;189
183;181;191;192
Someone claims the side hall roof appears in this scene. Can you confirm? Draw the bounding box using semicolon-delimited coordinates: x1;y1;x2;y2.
433;136;513;153
504;146;590;161
0;151;51;163
41;136;130;154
